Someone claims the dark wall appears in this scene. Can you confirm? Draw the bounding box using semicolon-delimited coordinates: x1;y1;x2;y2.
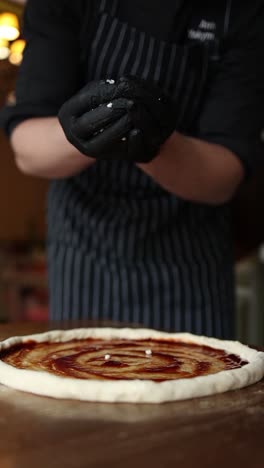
0;130;48;241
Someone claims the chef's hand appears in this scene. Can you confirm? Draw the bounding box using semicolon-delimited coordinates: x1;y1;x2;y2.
58;79;135;159
114;75;178;162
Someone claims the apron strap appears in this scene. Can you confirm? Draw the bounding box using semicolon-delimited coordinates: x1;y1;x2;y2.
213;0;233;60
99;0;119;16
224;0;233;37
110;0;119;16
98;0;107;14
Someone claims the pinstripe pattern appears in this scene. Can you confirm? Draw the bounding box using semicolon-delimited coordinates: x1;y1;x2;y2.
47;0;235;338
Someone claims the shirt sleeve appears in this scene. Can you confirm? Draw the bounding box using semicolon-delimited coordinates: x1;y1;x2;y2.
0;0;86;136
194;6;264;175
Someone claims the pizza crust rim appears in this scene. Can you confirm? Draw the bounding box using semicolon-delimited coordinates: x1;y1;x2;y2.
0;328;263;403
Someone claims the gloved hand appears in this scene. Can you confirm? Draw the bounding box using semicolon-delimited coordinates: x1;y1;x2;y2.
114;75;179;162
58;79;135;159
58;76;178;162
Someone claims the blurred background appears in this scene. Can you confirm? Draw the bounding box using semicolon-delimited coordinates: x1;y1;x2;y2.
0;0;48;324
0;0;263;344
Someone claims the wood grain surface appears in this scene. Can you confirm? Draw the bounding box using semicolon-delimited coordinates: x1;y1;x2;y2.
0;321;263;468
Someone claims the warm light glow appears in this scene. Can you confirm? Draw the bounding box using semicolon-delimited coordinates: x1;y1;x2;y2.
0;13;20;41
10;38;25;54
0;38;9;60
9;38;25;65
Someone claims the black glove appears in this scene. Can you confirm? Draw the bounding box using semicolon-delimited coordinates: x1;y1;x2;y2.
58;79;136;159
58;77;178;162
113;75;179;162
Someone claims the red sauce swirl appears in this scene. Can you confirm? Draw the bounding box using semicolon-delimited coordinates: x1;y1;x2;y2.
0;338;248;381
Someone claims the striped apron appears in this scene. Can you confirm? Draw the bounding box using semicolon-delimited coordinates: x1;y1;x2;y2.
47;0;235;338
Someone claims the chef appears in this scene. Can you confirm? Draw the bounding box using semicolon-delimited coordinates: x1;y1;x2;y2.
1;0;264;338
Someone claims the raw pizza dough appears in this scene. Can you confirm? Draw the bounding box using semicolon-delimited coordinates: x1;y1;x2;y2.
0;328;263;403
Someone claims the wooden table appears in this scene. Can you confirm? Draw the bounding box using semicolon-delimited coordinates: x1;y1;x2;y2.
0;322;263;468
